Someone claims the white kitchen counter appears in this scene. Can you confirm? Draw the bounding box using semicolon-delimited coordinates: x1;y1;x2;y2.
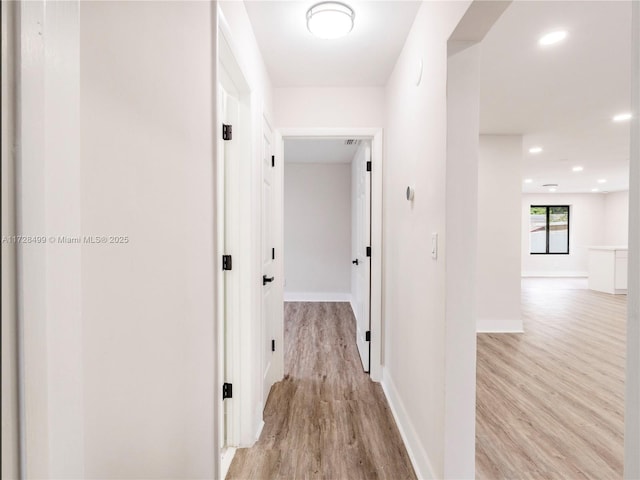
588;246;628;295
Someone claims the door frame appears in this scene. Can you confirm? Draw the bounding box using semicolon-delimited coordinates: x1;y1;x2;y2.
278;128;383;382
216;7;262;473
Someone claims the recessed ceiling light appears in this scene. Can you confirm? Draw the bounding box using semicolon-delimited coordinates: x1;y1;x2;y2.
572;166;583;172
549;187;557;192
592;188;600;192
613;112;632;122
524;178;533;184
597;179;607;184
529;146;543;154
539;30;568;46
307;2;355;40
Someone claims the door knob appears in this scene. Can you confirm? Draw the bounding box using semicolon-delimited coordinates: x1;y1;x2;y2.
352;259;359;265
263;275;274;285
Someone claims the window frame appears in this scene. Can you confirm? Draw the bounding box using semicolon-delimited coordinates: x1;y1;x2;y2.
530;205;570;255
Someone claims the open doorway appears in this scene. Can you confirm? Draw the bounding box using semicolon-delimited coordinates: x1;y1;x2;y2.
282;137;372;371
276;129;384;382
471;1;632;477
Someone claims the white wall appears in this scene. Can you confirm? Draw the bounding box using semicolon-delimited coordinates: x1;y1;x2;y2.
381;2;473;478
274;87;384;128
443;40;481;480
604;190;630;245
522;193;606;277
477;135;522;332
284;162;351;300
80;2;216;478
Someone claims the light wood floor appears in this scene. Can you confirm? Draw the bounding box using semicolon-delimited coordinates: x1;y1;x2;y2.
226;302;416;480
477;281;626;479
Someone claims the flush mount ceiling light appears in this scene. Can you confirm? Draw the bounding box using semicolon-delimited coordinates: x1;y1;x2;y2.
572;166;583;172
529;146;543;154
307;2;355;39
597;178;607;184
613;112;632;122
524;178;533;184
539;30;568;46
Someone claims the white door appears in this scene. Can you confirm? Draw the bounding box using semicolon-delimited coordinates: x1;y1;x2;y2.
261;117;277;403
353;144;371;372
219;85;239;447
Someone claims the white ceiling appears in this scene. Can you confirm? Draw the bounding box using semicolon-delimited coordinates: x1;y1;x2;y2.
243;1;632;193
479;1;632;194
284;138;361;163
243;1;421;87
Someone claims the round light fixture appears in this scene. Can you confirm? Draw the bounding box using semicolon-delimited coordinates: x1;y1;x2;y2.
539;30;568;46
524;178;533;184
572;166;583;172
529;146;543;154
307;2;355;39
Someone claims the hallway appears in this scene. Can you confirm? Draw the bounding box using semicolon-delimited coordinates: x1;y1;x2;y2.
4;2;639;478
226;302;416;480
476;281;626;478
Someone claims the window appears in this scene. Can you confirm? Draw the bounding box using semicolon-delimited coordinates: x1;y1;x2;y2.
530;205;570;254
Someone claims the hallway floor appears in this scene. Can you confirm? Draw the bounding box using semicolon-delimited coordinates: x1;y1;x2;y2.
226;302;416;480
476;279;626;479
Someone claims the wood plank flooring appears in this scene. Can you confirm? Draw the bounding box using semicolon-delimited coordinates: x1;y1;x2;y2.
476;281;626;479
226;302;416;480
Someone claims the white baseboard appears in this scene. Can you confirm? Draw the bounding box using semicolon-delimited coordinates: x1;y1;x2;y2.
521;272;588;278
254;419;265;442
476;318;524;333
350;299;358;322
284;292;352;302
381;368;436;479
220;447;236;480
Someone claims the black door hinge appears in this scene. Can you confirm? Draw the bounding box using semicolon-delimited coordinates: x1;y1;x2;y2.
271;339;276;352
223;124;232;141
222;382;233;400
365;331;371;342
271;155;275;167
366;161;372;172
272;247;275;260
366;246;371;257
222;255;232;271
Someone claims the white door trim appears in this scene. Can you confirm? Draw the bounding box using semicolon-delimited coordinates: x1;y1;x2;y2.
278;127;383;382
217;3;262;460
625;3;640;477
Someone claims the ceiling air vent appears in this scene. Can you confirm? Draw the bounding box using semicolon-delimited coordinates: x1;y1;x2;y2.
344;139;361;146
